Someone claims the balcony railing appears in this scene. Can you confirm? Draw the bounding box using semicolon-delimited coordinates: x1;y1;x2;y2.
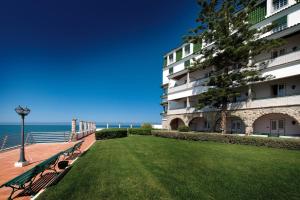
228;94;300;110
166;94;300;115
167;107;197;115
256;50;300;70
168;77;209;94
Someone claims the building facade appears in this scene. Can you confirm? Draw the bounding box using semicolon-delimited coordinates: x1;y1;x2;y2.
161;0;300;136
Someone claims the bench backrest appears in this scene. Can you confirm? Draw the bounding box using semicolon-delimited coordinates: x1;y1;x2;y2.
0;151;63;188
35;151;62;173
74;141;83;149
1;167;38;188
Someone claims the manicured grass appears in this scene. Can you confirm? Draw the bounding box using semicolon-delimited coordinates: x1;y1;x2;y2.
39;135;300;200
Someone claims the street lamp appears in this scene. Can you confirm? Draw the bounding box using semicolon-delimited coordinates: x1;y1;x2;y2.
14;105;30;167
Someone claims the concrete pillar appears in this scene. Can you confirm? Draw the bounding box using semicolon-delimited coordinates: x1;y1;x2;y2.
106;123;109;129
187;97;190;108
130;124;133;128
119;124;121;128
187;72;190;86
248;85;253;102
79;121;84;133
245;126;253;136
71;119;77;141
71;119;77;134
84;121;87;133
266;0;273;16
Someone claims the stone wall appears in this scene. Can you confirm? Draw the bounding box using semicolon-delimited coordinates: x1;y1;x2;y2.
163;105;300;135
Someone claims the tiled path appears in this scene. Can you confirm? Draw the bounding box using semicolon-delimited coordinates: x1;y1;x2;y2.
0;133;95;200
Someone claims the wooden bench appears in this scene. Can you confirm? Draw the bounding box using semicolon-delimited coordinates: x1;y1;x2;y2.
63;140;84;158
0;151;63;199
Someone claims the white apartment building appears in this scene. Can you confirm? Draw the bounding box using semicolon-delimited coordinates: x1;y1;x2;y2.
161;0;300;136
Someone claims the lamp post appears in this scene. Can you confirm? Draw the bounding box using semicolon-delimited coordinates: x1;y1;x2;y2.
14;105;30;167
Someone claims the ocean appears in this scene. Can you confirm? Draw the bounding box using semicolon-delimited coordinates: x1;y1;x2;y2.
0;123;141;149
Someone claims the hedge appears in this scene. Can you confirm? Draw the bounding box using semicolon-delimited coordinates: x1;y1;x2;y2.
178;125;190;132
95;128;128;140
151;130;300;150
128;128;152;135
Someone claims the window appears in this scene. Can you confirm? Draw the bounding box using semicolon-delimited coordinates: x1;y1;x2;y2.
184;44;190;56
184;60;190;68
278;119;284;129
163;57;167;67
271;48;285;58
204;121;210;129
271;120;277;130
279;48;286;56
273;0;288;11
271;84;285;97
272;16;287;33
271;51;278;59
169;54;174;63
183;101;187;108
292;46;298;52
169;67;173;74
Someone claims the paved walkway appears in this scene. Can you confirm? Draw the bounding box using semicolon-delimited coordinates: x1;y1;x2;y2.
0;133;95;200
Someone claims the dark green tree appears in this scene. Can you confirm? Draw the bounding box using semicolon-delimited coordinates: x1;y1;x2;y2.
185;0;283;134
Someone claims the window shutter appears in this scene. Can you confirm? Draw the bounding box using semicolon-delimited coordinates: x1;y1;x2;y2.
249;1;266;24
176;49;182;62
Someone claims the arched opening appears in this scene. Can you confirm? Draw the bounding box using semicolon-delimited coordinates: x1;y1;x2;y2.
227;116;245;134
170;118;185;130
253;113;300;136
188;117;210;132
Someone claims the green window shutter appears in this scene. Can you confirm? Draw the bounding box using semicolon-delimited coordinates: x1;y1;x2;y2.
176;49;182;62
193;41;202;53
163;57;167;67
169;67;173;74
184;60;190;68
249;1;266;24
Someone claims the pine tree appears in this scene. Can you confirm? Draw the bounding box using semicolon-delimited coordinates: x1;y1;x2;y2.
185;0;283;134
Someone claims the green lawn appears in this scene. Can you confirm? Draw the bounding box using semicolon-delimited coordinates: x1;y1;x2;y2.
39;135;300;200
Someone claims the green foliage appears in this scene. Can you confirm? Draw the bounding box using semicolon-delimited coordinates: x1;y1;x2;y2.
141;123;153;129
95;128;128;140
128;128;152;135
152;131;300;150
178;125;190;132
185;0;283;111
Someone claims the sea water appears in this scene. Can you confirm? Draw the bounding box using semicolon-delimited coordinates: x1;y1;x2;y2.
0;123;141;149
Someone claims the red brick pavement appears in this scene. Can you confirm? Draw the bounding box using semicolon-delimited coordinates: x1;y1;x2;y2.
0;133;95;200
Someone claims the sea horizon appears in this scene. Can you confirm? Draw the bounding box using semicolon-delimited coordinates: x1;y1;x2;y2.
0;121;160;126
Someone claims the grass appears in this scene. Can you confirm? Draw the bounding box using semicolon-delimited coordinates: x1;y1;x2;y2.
39;135;300;200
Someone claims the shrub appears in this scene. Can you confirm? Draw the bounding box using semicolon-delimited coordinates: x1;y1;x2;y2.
178;125;190;132
151;130;300;150
128;128;152;135
95;128;128;140
141;123;153;129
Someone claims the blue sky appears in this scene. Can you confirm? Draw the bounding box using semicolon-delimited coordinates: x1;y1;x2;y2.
0;0;198;123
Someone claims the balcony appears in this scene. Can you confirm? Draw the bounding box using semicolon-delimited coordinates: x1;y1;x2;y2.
228;94;300;110
168;77;209;94
257;50;300;70
168;107;197;115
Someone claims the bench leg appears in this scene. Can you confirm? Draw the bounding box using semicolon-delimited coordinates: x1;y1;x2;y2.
8;186;18;200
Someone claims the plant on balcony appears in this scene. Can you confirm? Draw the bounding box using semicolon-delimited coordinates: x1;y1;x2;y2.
185;0;284;134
